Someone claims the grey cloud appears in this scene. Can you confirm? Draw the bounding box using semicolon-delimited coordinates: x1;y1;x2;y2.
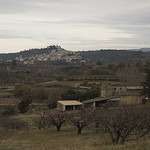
0;30;32;39
0;0;150;52
0;0;31;13
110;8;150;25
30;6;150;27
0;0;77;14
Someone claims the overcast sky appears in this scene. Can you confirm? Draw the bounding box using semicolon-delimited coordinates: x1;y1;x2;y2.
0;0;150;53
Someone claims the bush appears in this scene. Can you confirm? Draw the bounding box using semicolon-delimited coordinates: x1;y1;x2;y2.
0;118;28;130
14;84;36;100
1;106;17;117
47;88;63;109
14;83;25;97
36;88;49;100
61;89;78;100
61;87;100;101
18;99;32;113
47;101;57;109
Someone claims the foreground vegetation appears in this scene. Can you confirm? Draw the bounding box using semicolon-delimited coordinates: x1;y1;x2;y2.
1;105;150;150
0;122;150;150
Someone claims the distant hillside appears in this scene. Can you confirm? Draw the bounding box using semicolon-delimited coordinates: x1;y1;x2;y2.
0;45;66;61
78;50;150;63
0;45;83;64
129;48;150;52
78;50;132;62
1;46;150;64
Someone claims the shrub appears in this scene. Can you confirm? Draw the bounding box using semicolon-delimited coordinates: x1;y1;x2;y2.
1;106;17;117
18;99;32;113
0;118;28;130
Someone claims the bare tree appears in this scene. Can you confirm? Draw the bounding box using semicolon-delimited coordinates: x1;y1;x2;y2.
69;109;93;134
0;118;28;130
34;112;47;130
46;111;67;132
95;106;150;144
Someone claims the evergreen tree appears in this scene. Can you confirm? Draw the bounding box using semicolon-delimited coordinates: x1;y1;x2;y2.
141;69;150;98
18;99;32;113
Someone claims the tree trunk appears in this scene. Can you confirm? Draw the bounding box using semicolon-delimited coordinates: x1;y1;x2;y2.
95;122;99;133
78;128;82;134
57;126;61;132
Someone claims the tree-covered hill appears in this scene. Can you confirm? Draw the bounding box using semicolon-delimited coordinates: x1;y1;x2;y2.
0;45;63;61
78;50;150;63
1;46;150;63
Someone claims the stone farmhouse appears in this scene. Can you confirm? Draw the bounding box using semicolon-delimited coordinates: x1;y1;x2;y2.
57;85;144;111
101;85;144;104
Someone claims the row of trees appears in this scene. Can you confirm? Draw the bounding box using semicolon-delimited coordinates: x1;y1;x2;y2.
33;106;150;145
34;109;92;134
1;106;150;145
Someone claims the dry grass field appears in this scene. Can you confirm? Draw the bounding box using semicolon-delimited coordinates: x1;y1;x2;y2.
0;112;150;150
0;124;150;150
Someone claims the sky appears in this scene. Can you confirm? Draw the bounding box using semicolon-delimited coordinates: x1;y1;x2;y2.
0;0;150;53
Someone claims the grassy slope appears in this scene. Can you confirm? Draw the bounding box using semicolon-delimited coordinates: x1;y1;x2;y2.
0;125;150;150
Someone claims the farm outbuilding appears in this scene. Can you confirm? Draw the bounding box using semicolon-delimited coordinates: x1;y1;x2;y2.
57;100;83;111
82;96;120;108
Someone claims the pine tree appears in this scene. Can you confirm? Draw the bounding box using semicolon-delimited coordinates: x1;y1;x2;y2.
141;69;150;99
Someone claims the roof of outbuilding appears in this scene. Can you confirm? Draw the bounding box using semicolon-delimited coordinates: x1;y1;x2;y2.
126;86;143;90
57;100;83;106
82;96;119;104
